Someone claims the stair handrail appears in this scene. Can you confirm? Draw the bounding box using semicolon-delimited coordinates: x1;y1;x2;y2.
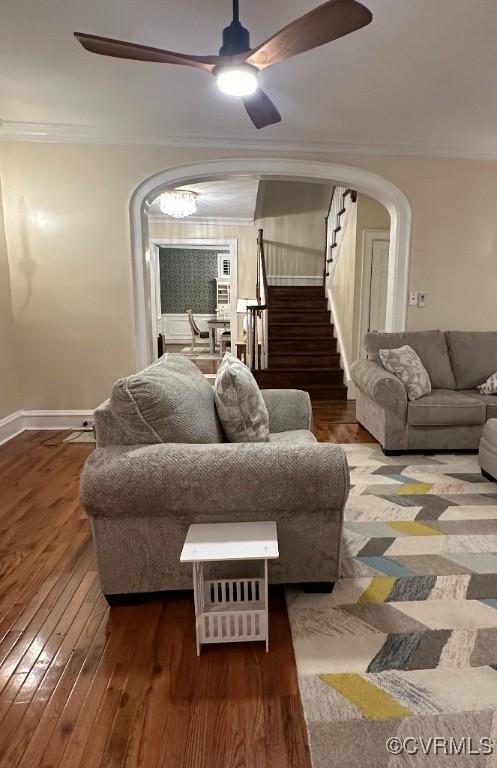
246;228;269;371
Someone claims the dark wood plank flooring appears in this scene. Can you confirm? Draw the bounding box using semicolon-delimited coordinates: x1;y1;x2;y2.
0;401;374;767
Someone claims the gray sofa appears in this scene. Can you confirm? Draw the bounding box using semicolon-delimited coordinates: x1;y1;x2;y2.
351;331;497;453
80;354;349;601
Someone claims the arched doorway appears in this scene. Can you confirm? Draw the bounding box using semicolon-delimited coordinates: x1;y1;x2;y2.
129;158;412;371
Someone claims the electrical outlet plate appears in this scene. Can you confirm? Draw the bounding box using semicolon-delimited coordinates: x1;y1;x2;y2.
409;291;418;306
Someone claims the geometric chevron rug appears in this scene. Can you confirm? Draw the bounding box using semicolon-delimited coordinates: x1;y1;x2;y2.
287;444;497;767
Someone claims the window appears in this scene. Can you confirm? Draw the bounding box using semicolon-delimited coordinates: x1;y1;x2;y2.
218;253;231;278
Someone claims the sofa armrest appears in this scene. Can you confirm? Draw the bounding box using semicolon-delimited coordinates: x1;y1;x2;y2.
261;389;312;433
351;359;407;417
80;441;348;520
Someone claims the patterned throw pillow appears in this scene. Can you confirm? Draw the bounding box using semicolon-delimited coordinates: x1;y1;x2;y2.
214;353;270;442
478;371;497;395
379;345;432;401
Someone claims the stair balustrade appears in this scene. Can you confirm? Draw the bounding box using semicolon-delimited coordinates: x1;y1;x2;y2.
246;229;269;371
323;187;357;288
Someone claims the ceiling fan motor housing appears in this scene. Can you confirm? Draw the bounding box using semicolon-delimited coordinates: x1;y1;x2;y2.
219;20;251;56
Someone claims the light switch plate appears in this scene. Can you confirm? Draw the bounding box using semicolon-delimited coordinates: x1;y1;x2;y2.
409;291;418;306
417;292;426;308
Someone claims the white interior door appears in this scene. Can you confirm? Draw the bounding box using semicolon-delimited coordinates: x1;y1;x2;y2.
368;239;390;332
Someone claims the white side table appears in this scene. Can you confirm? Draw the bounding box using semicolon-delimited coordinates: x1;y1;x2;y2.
180;521;279;655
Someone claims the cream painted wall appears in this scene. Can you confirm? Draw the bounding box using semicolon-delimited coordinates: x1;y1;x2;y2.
254;180;332;276
330;194;390;369
330;204;358;369
148;219;258;300
353;195;390;361
1;142;497;411
356;195;390;232
0;182;20;419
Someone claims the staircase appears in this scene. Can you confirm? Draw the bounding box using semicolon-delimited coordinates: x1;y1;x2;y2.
253;285;347;400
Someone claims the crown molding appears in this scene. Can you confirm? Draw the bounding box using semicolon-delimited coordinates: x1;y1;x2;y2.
148;214;254;226
1;120;497;162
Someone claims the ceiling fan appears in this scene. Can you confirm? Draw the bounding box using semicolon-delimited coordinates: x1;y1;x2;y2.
74;0;372;130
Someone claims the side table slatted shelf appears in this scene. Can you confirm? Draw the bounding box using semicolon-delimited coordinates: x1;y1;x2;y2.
181;522;278;655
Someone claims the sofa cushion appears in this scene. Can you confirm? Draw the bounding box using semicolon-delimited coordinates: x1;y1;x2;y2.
446;331;497;390
365;330;456;389
379;345;431;401
407;389;486;427
214;353;270;443
459;390;497;420
269;429;317;444
110;353;224;444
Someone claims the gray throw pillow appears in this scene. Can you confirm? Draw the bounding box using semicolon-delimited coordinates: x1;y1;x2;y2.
111;353;224;444
379;345;432;401
214;353;270;443
478;372;497;395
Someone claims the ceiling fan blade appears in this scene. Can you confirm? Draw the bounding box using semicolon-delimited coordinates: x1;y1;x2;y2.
246;0;372;69
242;89;281;129
74;32;222;72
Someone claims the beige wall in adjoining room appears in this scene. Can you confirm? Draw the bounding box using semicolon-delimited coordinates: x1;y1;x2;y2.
1;142;497;410
330;204;358;369
355;194;391;233
353;195;391;360
148;219;258;301
0;181;21;419
255;179;332;277
330;194;391;370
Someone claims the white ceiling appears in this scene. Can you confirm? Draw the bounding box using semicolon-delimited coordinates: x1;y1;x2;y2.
148;178;259;221
1;0;497;158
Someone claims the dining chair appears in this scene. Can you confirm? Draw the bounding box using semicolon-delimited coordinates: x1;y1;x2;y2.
186;310;209;352
220;330;231;355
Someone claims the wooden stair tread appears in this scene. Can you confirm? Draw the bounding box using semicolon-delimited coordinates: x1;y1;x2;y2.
269;337;336;342
269;322;332;327
263;367;342;372
269;309;329;312
270;351;338;356
265;281;346;398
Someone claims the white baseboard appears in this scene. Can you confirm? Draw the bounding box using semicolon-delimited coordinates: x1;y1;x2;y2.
347;380;357;400
24;410;95;430
0;411;25;446
267;275;323;286
0;410;95;445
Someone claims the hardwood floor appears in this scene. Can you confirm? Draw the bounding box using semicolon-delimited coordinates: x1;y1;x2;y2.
0;404;374;768
164;344;222;375
312;400;376;443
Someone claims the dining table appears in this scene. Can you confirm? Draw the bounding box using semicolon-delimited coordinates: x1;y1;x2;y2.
207;318;230;353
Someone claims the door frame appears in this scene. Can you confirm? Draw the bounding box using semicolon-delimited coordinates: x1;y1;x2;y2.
150;237;238;354
359;229;391;356
130;158;411;370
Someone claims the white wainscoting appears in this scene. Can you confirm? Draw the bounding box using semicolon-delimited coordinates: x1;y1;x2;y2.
160;313;216;343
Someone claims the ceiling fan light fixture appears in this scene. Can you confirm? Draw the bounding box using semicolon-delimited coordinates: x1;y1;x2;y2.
159;189;197;218
215;64;258;97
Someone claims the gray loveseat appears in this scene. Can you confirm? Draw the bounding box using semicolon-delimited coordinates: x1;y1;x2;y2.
351;331;497;453
80;354;349;601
